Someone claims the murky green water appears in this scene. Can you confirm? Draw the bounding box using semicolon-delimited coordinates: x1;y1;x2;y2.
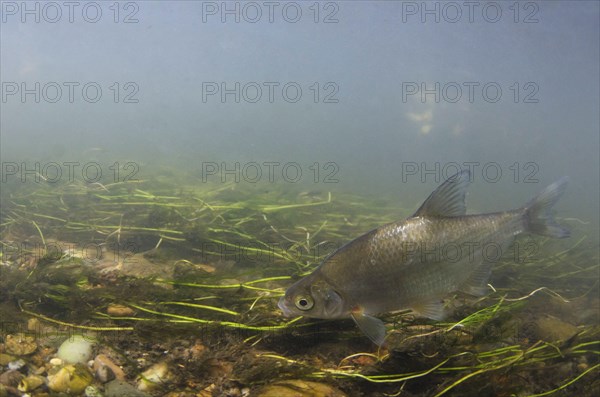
1;2;598;395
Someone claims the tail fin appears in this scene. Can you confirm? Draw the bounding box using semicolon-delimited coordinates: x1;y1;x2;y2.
523;177;570;238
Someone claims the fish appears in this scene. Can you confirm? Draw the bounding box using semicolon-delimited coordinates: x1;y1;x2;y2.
278;170;569;345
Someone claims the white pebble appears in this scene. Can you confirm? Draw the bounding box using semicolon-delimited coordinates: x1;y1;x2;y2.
57;335;94;364
8;359;26;370
50;358;64;366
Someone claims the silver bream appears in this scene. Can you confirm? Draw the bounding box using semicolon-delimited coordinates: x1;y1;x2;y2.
278;170;569;345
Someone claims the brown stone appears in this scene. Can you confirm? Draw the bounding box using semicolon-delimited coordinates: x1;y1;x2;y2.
4;334;37;356
0;370;24;388
255;380;347;397
106;304;135;317
93;354;126;381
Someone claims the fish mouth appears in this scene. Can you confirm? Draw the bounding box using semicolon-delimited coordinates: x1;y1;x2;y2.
278;296;293;317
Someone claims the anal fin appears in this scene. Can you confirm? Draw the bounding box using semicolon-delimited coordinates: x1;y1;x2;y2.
351;311;386;346
412;300;446;321
459;263;493;297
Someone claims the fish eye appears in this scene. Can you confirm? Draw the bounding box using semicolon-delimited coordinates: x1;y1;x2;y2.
294;295;314;311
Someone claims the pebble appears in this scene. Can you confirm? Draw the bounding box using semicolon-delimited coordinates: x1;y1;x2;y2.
49;358;63;366
533;314;579;342
106;304;135;317
47;363;93;395
17;375;45;392
195;263;216;273
0;354;15;366
95;364;115;383
4;334;37;356
136;361;174;392
57;335;94;364
105;380;150;397
93;354;125;382
85;385;105;397
26;318;41;332
577;362;589;371
7;359;26;371
197;383;215;397
255;380;348;397
0;369;24;387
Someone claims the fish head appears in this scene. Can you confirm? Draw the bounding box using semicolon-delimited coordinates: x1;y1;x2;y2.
278;272;346;319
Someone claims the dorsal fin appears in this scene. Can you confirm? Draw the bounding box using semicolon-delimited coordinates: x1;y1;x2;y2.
413;170;471;217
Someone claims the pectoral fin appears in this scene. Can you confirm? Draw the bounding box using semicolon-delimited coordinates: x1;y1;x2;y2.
351;311;386;346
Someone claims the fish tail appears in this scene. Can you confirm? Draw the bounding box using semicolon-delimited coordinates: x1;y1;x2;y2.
523;177;570;238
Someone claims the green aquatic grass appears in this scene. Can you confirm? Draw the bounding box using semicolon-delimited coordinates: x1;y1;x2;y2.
1;166;598;396
255;337;600;396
